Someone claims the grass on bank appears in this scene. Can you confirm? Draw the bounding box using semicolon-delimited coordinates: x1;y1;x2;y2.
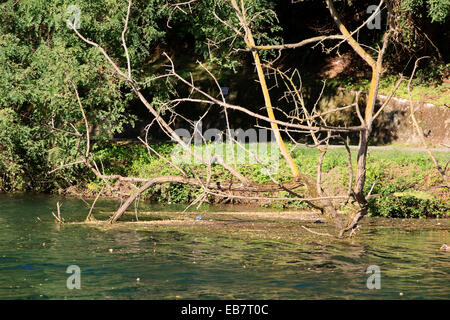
338;75;450;106
81;142;449;219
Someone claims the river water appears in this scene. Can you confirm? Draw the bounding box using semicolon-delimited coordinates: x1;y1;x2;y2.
0;194;448;299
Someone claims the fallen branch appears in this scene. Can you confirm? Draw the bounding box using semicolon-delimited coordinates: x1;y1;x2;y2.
301;225;335;237
51;201;64;224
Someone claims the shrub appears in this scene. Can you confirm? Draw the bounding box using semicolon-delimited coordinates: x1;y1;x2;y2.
368;195;448;218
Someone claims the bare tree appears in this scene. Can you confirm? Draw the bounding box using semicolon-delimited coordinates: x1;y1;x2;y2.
53;0;412;237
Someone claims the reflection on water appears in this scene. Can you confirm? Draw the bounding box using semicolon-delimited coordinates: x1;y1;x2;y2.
0;194;448;299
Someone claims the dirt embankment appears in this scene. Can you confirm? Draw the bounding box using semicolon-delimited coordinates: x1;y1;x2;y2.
373;95;450;146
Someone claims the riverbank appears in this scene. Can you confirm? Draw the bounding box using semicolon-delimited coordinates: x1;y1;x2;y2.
56;144;449;219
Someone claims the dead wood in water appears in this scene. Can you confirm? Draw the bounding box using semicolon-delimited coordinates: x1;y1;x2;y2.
49;0;425;238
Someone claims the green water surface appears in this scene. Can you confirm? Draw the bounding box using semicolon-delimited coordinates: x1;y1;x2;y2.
0;194;448;299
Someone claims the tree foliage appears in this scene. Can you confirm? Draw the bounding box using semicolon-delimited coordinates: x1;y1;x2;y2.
0;0;281;190
0;0;448;191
